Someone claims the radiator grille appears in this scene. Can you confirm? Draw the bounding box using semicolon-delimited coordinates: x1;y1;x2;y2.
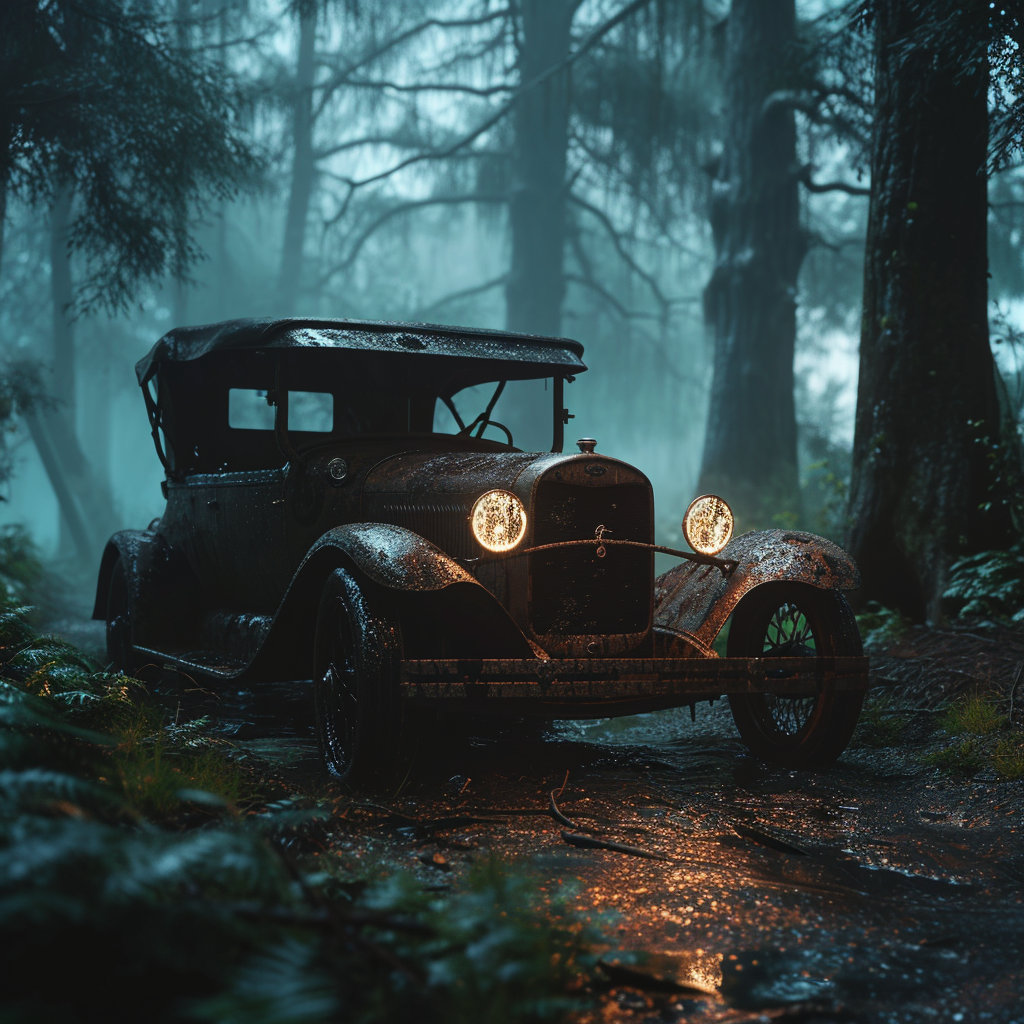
375;500;476;559
530;482;653;636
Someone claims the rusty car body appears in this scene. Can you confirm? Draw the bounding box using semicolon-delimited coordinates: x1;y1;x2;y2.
94;317;869;779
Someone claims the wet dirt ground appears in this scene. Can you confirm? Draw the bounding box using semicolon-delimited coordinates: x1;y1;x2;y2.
65;620;1024;1023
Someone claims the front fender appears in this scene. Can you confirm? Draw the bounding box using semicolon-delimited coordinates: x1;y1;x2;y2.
304;522;478;592
654;530;860;656
249;524;535;680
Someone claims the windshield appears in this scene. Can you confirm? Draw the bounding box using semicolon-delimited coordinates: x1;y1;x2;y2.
433;378;555;452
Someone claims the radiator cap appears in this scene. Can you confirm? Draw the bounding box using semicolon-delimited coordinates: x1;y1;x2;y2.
576;437;597;454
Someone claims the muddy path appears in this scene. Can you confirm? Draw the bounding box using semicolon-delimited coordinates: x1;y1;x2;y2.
67;620;1024;1022
219;701;1024;1023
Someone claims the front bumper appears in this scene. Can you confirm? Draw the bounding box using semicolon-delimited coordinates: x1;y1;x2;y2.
400;655;870;717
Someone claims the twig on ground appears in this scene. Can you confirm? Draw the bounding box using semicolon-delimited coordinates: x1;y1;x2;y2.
560;831;672;861
1010;662;1023;725
549;789;604;835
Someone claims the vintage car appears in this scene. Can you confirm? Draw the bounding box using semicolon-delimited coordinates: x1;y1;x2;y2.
93;317;869;780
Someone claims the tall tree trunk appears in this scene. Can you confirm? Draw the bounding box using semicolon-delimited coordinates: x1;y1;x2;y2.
50;185;75;418
846;0;1013;623
277;0;317;314
0;173;7;283
36;186;119;565
172;0;192;326
505;0;575;336
697;0;803;529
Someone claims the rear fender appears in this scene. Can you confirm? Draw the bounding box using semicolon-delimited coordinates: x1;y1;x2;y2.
91;530;203;644
654;530;860;656
249;524;535;681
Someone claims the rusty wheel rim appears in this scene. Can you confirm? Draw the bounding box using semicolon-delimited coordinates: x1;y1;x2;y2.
761;602;819;738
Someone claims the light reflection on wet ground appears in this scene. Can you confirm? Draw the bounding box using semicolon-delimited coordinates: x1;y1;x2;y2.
231;700;1024;1024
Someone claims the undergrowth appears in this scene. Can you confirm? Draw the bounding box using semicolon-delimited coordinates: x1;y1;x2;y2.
852;691;909;748
943;543;1024;622
923;693;1024;780
855;602;912;651
0;600;593;1023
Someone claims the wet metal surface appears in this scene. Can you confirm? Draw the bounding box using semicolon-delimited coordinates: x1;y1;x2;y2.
655;531;861;656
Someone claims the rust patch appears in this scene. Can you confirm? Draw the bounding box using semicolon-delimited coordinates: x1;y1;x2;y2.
654;529;860;651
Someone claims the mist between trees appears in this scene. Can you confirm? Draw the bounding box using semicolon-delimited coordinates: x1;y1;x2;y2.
1;0;1023;623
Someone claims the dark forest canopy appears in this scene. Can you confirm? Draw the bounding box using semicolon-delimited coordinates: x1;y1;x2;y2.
0;0;257;313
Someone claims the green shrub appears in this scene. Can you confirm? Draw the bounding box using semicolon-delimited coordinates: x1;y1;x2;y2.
924;737;984;776
856;602;911;651
941;694;1006;736
994;738;1024;780
853;691;907;748
943;544;1024;621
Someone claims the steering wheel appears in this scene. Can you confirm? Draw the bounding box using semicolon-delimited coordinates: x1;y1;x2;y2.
472;419;514;446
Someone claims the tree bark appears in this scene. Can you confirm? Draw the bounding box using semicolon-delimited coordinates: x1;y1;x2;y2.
697;0;803;529
846;0;1014;623
172;0;192;326
505;0;576;336
50;185;75;417
0;172;7;283
38;185;119;565
277;0;317;314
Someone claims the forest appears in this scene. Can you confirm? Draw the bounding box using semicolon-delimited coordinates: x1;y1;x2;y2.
2;0;1024;1022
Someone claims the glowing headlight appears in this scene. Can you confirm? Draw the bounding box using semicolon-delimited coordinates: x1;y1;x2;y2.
471;489;527;552
682;494;734;556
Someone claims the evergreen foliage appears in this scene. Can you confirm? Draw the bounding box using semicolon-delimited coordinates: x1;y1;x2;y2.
0;0;259;313
943;544;1024;622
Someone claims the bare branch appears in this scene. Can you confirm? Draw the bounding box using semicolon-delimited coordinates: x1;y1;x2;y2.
319;193;507;287
568;194;669;313
801;177;870;197
335;0;659;194
413;274;508;319
314;8;513;117
339;79;514;97
565;274;658;321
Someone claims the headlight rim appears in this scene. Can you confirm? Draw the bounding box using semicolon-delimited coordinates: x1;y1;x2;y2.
470;488;528;553
682;493;734;557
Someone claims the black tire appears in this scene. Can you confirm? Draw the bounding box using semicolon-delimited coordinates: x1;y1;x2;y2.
106;557;138;674
313;568;405;783
727;582;863;768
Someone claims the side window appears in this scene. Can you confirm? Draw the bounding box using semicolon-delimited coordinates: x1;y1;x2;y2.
228;389;275;430
288;391;334;432
228;389;334;432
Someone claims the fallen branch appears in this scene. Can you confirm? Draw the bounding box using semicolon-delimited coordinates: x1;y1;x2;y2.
730;822;807;857
1010;661;1023;725
597;959;716;995
560;831;672;862
549;789;604;835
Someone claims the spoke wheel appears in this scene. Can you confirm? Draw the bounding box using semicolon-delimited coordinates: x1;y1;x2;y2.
727;582;863;768
313;569;405;784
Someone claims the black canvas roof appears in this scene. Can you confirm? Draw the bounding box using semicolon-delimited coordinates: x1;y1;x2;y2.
136;317;587;384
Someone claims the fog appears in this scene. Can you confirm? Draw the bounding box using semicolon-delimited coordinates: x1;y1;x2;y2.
1;0;1021;589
